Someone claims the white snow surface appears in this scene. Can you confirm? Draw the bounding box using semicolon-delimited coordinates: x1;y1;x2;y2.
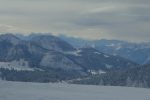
0;81;150;100
64;49;82;56
94;52;101;55
104;55;110;58
0;59;34;71
88;70;106;75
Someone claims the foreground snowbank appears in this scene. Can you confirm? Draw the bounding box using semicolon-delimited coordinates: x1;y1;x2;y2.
0;81;150;100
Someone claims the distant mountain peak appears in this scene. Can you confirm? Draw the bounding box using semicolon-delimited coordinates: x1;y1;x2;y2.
0;33;21;45
30;34;75;51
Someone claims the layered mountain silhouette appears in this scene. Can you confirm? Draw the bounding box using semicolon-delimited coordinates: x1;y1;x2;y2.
0;34;149;87
60;35;150;65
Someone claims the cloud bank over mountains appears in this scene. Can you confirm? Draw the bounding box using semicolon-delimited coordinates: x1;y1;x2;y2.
0;0;150;42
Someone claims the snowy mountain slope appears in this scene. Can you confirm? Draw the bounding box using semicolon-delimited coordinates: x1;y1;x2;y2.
65;47;138;71
0;59;34;71
0;81;150;100
0;34;138;83
60;35;150;64
30;34;75;52
0;34;82;71
0;34;137;71
0;34;22;45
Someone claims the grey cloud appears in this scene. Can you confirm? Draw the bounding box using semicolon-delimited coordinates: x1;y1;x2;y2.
0;0;150;42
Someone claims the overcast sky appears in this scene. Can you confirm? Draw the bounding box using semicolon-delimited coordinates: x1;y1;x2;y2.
0;0;150;42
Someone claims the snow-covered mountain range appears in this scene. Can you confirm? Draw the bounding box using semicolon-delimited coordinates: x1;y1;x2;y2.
59;35;150;64
1;33;150;88
0;34;137;71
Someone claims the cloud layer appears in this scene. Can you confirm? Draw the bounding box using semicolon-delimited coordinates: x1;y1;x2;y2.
0;0;150;42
